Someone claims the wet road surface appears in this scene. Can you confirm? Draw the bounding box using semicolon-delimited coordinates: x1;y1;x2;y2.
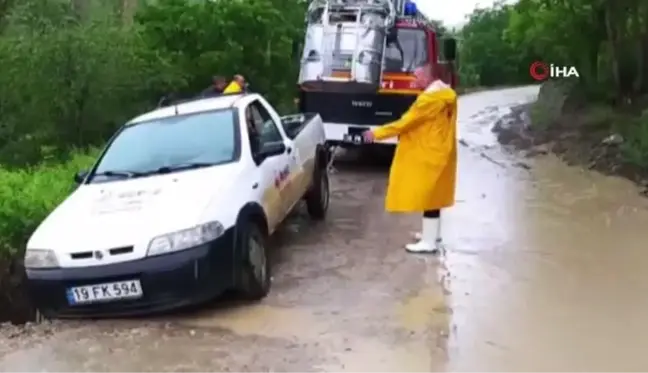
3;86;648;371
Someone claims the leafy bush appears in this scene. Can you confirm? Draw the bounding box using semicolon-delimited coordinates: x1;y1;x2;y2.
621;110;648;168
0;20;182;166
0;0;306;168
135;0;305;109
0;150;98;260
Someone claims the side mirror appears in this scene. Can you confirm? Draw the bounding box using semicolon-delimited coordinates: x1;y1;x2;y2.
443;38;457;61
74;170;88;184
254;142;286;163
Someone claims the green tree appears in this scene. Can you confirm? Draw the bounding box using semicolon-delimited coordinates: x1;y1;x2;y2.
0;0;307;166
460;0;647;100
135;0;305;107
457;0;648;167
458;2;530;87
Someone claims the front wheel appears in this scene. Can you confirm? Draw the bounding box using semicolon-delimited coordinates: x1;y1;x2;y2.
35;308;53;323
305;165;329;220
236;221;271;300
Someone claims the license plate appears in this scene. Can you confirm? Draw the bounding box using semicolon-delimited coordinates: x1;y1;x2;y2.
343;133;365;144
66;279;143;305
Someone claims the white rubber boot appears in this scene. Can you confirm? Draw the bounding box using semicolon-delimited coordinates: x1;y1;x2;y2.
405;216;441;253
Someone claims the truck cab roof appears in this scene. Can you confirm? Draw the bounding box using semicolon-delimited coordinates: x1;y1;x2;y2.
128;93;257;126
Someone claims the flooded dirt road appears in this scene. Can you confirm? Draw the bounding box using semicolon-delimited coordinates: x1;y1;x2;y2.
3;86;648;371
446;87;648;371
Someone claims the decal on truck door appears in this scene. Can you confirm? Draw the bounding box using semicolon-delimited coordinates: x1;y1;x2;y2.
274;165;290;188
261;185;282;233
250;98;289;233
284;141;316;210
262;163;293;233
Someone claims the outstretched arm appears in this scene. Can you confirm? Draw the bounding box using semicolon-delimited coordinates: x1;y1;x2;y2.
372;98;453;140
371;104;424;140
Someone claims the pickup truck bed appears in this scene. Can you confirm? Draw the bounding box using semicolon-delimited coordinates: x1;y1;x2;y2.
279;113;327;182
281;113;320;139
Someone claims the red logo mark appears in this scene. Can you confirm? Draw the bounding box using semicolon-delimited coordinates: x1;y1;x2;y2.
275;166;289;187
529;61;549;81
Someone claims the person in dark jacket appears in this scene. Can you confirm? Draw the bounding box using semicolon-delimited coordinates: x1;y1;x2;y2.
201;75;228;96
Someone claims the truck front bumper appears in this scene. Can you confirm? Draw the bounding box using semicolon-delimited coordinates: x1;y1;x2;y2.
26;228;237;318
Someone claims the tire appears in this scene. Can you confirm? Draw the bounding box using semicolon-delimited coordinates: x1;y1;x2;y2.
35;308;53;323
305;164;329;220
236;221;271;300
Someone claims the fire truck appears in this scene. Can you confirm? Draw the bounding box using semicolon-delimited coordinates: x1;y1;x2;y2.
296;0;457;147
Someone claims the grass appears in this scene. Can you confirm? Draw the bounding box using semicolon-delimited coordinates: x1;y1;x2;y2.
620;109;648;168
0;150;98;260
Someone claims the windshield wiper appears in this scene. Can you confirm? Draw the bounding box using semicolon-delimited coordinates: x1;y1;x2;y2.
146;162;218;175
93;170;147;179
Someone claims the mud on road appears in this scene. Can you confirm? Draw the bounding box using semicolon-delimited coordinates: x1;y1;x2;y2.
0;151;451;372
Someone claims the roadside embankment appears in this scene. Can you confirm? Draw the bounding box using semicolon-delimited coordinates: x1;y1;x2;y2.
492;81;648;195
0;151;97;323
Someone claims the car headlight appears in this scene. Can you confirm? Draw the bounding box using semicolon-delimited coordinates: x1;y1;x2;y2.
147;221;225;257
24;249;59;269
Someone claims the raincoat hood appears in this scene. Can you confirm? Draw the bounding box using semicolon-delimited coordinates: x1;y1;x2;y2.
223;81;242;94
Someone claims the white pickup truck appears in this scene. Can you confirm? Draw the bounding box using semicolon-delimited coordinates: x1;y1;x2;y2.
24;93;329;318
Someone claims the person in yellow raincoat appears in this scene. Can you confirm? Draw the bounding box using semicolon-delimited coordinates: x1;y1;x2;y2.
223;74;247;93
362;64;457;253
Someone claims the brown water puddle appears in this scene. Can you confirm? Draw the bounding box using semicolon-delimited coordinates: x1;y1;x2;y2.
442;146;648;371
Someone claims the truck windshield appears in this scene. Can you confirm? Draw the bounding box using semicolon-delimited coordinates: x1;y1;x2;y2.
89;109;238;182
384;28;428;73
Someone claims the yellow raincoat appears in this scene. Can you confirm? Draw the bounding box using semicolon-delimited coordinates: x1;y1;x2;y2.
372;86;457;212
223;81;242;94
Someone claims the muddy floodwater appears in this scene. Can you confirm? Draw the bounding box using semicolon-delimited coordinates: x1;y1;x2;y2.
2;86;648;371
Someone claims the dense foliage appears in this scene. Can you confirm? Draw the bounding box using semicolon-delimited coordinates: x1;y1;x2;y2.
457;0;648;167
0;0;306;259
0;150;98;257
458;0;648;98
